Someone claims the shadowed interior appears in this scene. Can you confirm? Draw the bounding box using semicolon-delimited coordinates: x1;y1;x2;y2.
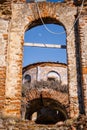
25;98;68;124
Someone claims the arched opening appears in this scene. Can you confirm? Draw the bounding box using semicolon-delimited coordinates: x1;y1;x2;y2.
24;74;31;82
23;18;67;66
25;98;68;124
47;71;61;82
22;17;68;121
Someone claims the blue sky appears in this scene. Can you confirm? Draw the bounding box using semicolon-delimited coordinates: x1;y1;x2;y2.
23;0;66;67
47;0;64;2
27;0;64;2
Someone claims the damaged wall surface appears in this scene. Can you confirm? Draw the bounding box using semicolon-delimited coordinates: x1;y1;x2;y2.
0;0;87;123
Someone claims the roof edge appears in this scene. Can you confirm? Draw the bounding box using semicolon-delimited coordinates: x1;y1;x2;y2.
23;62;67;73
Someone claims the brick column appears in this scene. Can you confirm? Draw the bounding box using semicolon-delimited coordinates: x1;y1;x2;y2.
0;20;8;117
67;28;79;118
0;67;6;116
4;32;24;118
79;15;87;115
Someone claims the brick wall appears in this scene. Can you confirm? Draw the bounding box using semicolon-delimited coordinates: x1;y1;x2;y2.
0;0;87;120
0;19;8;116
79;6;87;115
9;2;78;118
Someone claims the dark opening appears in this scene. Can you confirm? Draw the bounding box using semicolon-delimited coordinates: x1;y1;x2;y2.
24;74;31;82
47;77;56;81
34;107;66;124
25;98;67;124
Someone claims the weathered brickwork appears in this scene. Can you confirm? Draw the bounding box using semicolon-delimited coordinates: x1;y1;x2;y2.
0;19;8;117
0;117;87;130
0;0;87;122
9;1;78;119
4;32;23;118
0;67;6;115
79;12;87;115
22;63;69;120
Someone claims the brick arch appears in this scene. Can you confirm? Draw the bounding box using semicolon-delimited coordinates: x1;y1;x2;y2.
25;17;66;32
26;88;68;106
25;88;69;121
23;2;68;32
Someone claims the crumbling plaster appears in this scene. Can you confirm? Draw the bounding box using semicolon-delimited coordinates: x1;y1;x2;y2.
0;0;87;119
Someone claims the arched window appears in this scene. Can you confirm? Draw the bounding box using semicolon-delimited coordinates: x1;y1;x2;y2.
24;74;31;82
47;71;61;82
23;23;66;66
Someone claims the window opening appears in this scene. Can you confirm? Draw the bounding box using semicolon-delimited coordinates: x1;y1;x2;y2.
47;71;61;82
23;24;66;67
24;74;31;82
22;22;68;123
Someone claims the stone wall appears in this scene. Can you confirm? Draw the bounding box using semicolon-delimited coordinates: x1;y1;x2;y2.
0;0;87;121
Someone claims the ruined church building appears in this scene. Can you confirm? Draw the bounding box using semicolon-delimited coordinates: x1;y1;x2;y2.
0;0;87;121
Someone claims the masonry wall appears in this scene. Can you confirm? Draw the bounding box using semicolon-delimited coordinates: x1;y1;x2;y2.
0;1;79;118
0;0;87;120
10;2;79;118
0;19;9;116
78;6;87;115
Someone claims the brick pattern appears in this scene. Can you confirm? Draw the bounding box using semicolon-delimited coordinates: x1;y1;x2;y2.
0;0;87;120
4;32;23;118
26;89;68;106
25;88;69;118
2;2;78;118
79;13;87;115
0;118;85;130
8;2;79;119
0;67;6;116
0;19;8;116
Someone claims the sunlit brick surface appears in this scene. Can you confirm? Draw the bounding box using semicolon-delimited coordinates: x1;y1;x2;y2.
0;0;87;119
